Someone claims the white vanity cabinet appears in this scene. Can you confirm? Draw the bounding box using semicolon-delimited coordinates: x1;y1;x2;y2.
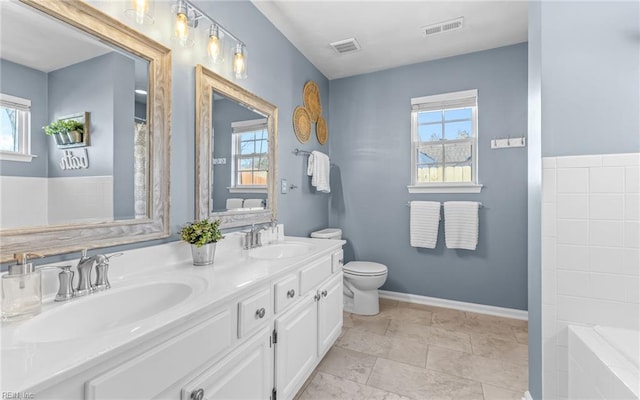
274;253;343;400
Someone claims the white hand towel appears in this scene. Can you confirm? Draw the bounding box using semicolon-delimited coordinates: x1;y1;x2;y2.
410;201;441;249
243;198;264;209
307;151;330;193
226;198;244;210
444;201;479;250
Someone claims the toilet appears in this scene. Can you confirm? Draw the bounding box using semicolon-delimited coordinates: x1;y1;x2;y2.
310;228;388;316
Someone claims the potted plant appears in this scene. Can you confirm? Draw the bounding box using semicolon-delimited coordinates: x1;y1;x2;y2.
44;119;84;145
180;218;224;266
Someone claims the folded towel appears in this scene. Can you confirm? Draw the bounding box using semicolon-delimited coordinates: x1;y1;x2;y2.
410;201;441;249
226;198;244;210
243;198;264;209
444;201;479;250
307;150;331;193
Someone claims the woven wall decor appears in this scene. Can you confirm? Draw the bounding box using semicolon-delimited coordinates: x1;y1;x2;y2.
303;81;322;123
293;106;311;143
316;115;328;145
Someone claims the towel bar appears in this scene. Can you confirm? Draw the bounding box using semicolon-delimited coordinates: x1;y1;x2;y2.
293;148;311;156
406;202;484;208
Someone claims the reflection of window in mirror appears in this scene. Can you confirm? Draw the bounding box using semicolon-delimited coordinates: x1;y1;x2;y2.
231;118;268;191
0;93;32;161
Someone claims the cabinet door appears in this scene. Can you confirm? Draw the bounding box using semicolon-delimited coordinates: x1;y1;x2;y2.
317;272;343;357
181;327;272;400
275;294;318;400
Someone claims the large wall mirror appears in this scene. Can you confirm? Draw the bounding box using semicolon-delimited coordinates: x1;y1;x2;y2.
0;0;171;261
195;65;277;228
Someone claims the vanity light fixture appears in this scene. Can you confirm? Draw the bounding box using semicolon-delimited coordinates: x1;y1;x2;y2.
170;0;248;79
125;0;154;25
233;43;248;80
207;25;223;64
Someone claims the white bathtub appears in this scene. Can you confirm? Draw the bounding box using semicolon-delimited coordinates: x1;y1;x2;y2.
569;325;639;399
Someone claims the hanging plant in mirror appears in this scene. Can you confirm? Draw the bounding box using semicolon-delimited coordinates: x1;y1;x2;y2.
44;112;90;148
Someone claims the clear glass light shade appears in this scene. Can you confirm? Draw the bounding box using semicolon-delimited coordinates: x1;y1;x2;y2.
125;0;154;25
233;44;248;80
174;12;190;46
207;25;223;64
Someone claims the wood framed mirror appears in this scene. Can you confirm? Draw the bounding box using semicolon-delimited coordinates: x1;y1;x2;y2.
0;0;171;261
195;64;277;228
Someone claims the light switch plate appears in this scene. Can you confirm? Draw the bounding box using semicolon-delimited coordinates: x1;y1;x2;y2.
281;179;288;194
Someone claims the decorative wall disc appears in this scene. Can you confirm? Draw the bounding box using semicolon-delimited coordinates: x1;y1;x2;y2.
303;81;322;123
316;116;328;145
293;106;311;143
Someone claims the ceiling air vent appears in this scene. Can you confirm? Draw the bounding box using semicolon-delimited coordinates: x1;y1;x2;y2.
421;17;464;37
330;38;361;55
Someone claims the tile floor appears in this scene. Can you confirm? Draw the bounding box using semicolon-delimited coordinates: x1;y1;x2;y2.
294;298;528;400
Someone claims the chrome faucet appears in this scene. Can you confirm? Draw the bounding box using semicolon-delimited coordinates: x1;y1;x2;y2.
243;224;266;249
93;253;122;291
75;249;97;296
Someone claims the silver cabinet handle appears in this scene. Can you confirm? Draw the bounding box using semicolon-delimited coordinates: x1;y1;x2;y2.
321;290;328;297
287;289;295;298
191;389;204;400
314;293;321;301
338;259;344;265
255;307;266;319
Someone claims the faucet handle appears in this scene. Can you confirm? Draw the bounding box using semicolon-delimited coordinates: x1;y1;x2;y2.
93;253;121;291
55;266;75;302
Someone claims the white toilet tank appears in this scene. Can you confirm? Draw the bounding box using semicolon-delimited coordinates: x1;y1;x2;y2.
310;228;342;240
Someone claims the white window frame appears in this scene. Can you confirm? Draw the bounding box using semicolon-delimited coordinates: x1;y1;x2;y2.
408;89;482;194
0;93;36;162
228;118;268;194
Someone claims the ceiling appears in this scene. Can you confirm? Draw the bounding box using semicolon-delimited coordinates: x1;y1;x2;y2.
252;1;528;80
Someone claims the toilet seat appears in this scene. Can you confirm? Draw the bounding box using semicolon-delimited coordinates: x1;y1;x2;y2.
343;261;387;277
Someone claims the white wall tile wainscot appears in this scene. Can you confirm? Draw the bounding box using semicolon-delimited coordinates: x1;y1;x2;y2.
541;153;640;400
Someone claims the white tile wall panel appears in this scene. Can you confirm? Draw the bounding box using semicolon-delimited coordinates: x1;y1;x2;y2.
557;155;602;168
0;176;48;228
621;248;640;276
590;167;625;193
557;194;589;219
590;273;628;302
557;219;589;245
543;168;557;202
542;202;557;237
589;194;624;220
589;220;624;247
625;166;640;193
625;194;640;220
602;153;640;167
557;168;589;193
557;270;590;297
624;221;640;248
557;245;589;271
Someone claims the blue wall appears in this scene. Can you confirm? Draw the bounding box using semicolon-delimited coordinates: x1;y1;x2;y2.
0;59;49;177
329;43;529;310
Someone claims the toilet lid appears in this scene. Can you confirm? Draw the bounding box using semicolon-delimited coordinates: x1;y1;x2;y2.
343;261;387;276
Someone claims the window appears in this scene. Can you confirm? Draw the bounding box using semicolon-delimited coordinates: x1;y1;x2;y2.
409;89;481;193
230;118;268;192
0;93;35;162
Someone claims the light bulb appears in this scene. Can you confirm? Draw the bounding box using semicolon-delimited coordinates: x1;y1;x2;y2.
208;26;221;63
174;12;189;45
233;45;246;80
132;0;148;25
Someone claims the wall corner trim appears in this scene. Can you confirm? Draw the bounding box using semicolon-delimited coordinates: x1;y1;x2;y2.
379;290;528;320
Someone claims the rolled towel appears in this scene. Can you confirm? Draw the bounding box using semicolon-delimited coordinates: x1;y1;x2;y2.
226;198;244;210
243;198;264;209
444;201;479;250
410;201;441;249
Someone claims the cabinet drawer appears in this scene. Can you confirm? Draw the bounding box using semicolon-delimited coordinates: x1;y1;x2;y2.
332;250;344;273
299;257;332;295
85;308;232;400
274;273;299;314
238;288;271;338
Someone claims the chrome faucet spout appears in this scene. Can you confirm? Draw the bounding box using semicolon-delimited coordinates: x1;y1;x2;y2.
75;250;97;296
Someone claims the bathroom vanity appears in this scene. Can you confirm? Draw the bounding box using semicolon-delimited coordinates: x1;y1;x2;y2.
0;235;345;400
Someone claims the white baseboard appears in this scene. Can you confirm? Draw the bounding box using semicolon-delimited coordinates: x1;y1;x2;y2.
523;390;533;400
379;290;528;321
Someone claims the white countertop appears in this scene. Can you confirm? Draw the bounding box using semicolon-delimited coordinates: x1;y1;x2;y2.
0;234;344;393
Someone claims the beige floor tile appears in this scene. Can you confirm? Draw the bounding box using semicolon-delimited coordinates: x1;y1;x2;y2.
379;298;399;309
368;358;484;400
426;346;528;392
482;383;525;400
298;371;411;400
338;328;428;367
317;347;377;384
470;334;528;366
465;312;528;329
293;370;317;400
386;320;472;353
369;306;433;325
432;313;518;342
343;313;391;335
511;324;529;344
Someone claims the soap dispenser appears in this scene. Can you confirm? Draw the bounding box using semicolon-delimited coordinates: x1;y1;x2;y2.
2;253;43;321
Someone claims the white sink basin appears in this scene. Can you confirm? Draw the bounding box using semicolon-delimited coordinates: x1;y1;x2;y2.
15;277;206;343
249;242;314;260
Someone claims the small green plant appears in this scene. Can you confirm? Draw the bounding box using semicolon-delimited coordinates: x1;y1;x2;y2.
180;218;224;247
44;119;84;136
